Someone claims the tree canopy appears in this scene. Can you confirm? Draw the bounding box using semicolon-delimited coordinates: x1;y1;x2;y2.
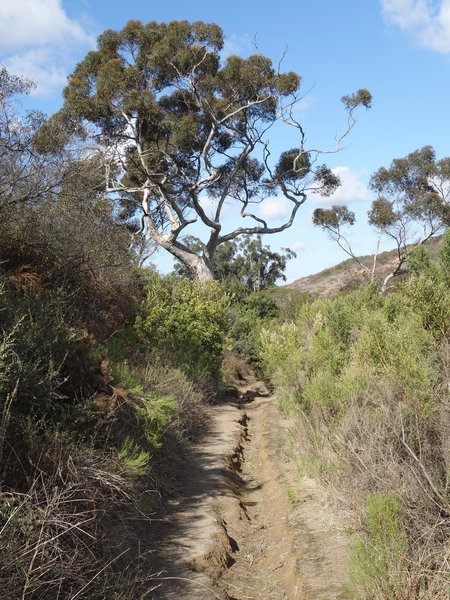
313;146;450;290
61;19;371;280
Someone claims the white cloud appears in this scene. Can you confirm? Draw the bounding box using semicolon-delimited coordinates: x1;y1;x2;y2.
0;0;94;97
0;0;92;50
199;196;217;218
221;33;253;59
199;195;232;218
381;0;430;28
309;166;371;205
258;196;291;220
5;48;68;97
292;94;317;115
382;0;450;53
289;240;307;250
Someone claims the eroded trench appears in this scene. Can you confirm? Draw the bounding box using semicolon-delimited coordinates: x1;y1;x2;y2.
210;393;306;600
150;384;351;600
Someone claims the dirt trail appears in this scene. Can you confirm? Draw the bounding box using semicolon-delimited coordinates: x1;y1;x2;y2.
150;381;352;600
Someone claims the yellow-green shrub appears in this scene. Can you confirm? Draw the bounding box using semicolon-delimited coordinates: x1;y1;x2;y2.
135;275;230;381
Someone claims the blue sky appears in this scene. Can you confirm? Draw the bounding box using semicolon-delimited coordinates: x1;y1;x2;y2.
2;1;450;281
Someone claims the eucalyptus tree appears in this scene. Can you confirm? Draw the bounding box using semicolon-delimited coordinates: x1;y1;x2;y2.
313;146;450;291
62;20;371;280
175;234;296;291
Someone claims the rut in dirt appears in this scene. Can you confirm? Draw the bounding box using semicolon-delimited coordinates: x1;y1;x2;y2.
148;379;351;600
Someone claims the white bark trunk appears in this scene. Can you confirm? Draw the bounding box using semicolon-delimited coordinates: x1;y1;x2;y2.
162;241;215;280
371;227;382;280
191;255;215;281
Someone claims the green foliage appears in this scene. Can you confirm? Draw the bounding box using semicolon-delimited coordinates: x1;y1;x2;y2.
274;148;311;183
213;235;296;291
119;393;177;476
257;244;449;596
367;196;400;228
226;289;280;365
60;21;369;280
403;230;450;336
314;148;449;289
0;282;84;420
312;205;355;229
259;276;445;417
402;273;449;337
259;320;305;397
268;288;314;322
368;147;449;268
352;311;435;411
0;64;234;599
119;436;150;477
137;393;178;451
175;234;296;292
348;493;409;599
406;244;432;274
286;487;299;507
341;88;372;110
135;274;230;381
242;290;280;319
437;227;450;279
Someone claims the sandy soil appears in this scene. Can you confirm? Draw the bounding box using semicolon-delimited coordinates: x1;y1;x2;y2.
148;381;352;600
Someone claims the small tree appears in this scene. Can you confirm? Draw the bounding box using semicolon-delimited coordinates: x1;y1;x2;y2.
61;19;371;280
369;146;449;289
0;68;65;221
175;234;296;291
313;146;449;291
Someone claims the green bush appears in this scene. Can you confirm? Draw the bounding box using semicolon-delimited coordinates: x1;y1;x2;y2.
135;274;230;382
226;289;280;366
257;258;449;596
119;436;151;477
259;321;305;400
137;393;178;451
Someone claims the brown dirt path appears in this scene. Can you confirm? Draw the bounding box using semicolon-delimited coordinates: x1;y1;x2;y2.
149;382;352;599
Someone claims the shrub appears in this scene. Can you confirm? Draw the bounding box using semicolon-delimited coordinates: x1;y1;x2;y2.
259;321;305;399
0;280;85;422
258;272;449;596
348;492;409;599
135;274;230;382
226;289;280;366
402;270;449;337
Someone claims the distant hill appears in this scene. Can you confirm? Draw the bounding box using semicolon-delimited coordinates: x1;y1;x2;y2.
285;236;442;297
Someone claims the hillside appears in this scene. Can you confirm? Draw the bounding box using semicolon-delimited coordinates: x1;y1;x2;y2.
286;236;443;297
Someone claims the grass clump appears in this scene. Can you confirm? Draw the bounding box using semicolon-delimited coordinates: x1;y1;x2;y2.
347;493;409;599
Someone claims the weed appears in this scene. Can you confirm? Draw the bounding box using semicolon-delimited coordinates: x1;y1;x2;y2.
119;436;151;477
286;487;299;507
347;492;409;599
258;245;450;597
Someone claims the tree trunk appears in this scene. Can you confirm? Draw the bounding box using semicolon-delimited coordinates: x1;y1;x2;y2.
192;255;215;281
143;216;215;281
168;245;215;280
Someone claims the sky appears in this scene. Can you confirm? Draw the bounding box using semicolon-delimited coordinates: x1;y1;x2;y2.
1;0;450;282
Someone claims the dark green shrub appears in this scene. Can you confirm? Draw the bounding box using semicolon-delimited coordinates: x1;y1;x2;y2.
0;281;85;420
